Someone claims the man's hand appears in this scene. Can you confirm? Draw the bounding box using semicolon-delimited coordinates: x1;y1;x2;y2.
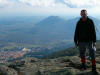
93;42;96;47
75;42;78;47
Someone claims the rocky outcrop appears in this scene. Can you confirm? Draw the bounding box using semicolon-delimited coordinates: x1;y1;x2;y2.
0;65;18;75
0;56;98;75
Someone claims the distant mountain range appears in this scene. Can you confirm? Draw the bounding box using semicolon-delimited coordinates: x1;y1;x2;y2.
0;16;100;52
32;16;100;41
0;16;45;25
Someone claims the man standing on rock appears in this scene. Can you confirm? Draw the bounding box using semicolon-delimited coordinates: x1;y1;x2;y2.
74;9;97;73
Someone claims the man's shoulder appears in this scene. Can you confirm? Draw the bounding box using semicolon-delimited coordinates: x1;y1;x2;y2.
87;17;93;22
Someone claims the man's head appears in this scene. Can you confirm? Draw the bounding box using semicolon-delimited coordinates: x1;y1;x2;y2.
80;9;87;18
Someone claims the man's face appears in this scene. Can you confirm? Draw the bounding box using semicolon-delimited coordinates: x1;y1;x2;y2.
80;11;87;18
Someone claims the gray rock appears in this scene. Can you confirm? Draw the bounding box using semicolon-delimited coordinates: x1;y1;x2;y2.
0;65;18;75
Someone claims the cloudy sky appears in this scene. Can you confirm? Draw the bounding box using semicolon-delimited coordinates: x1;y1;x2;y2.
0;0;100;17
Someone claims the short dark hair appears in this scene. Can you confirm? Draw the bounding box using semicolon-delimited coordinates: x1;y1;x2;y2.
81;9;87;12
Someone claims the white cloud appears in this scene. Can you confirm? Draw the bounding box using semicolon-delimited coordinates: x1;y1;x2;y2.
19;0;54;7
0;0;100;16
0;0;9;7
0;0;19;8
18;0;67;8
64;0;100;8
0;0;100;8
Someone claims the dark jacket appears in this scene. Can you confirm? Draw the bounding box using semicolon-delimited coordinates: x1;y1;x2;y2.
74;17;96;43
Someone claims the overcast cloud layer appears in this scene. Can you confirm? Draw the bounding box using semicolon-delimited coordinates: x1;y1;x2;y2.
0;0;100;8
0;0;100;16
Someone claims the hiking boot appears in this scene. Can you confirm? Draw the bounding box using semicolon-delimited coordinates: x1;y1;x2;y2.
80;63;87;70
92;65;98;75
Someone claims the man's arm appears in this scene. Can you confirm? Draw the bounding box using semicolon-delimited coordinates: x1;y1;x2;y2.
74;21;79;46
91;20;96;46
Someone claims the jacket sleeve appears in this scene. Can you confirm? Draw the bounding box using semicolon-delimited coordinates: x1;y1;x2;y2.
91;20;96;42
74;21;79;44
